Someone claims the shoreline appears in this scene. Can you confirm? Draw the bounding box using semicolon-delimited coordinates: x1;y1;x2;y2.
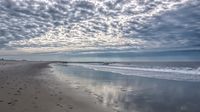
0;60;113;112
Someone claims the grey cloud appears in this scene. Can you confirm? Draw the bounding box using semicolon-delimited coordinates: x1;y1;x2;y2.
0;0;199;52
125;2;200;48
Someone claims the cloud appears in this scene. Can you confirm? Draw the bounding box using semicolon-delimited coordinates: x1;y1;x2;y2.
131;3;200;48
7;25;145;53
0;0;199;53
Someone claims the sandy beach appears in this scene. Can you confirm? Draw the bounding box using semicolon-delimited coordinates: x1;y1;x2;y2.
0;60;113;112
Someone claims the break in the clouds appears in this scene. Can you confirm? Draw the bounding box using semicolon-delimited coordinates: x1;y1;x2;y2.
0;0;200;53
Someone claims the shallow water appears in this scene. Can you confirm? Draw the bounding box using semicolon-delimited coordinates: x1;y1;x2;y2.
52;62;200;112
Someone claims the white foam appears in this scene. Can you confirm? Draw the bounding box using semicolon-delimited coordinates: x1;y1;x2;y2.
69;63;200;81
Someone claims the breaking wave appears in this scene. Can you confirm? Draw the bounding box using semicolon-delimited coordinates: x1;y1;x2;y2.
70;63;200;81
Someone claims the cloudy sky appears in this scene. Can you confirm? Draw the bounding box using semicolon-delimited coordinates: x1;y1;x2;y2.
0;0;199;61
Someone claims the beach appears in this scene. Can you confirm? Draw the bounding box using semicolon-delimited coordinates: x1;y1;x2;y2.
0;60;113;112
1;60;200;112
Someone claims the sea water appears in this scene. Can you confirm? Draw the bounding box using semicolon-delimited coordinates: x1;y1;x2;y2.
52;62;200;112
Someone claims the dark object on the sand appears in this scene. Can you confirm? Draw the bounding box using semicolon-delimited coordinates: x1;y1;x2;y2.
0;100;4;102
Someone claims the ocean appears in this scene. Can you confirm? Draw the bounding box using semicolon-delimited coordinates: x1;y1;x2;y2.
51;62;200;112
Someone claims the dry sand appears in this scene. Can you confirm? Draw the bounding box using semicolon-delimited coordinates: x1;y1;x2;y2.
0;60;113;112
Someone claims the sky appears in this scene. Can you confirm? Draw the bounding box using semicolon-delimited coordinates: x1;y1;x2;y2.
0;0;200;61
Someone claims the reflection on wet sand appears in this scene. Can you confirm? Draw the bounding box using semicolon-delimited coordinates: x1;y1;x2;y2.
52;64;200;112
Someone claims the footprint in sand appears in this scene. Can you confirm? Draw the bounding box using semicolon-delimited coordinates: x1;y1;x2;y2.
68;105;73;109
34;96;38;100
16;90;21;95
33;105;39;108
58;97;62;101
8;99;18;105
13;93;19;96
56;104;63;108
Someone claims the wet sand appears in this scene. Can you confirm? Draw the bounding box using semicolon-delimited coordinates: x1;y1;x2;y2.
0;60;112;112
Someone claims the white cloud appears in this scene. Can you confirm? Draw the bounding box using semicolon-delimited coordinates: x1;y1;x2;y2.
0;0;198;54
7;25;145;52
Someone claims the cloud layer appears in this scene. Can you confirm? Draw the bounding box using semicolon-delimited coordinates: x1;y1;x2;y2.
0;0;199;53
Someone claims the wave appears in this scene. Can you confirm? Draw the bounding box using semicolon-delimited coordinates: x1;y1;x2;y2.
69;63;200;81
